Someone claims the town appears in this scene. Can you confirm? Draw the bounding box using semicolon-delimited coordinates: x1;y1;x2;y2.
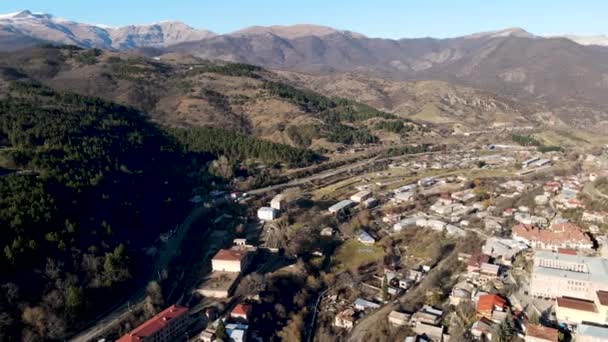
104;139;608;342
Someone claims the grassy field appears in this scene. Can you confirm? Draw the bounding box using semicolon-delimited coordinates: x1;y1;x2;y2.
411;103;453;123
533;128;608;147
332;239;384;272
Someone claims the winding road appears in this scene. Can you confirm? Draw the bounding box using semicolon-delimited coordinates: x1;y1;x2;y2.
69;207;207;342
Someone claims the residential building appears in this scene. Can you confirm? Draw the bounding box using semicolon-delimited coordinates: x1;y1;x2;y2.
413;322;443;342
451;189;477;203
450;281;475;306
257;207;278;221
394;217;418;232
117;305;190;342
211;249;252;273
525;324;558;342
418;177;436;187
350;190;372;203
320;227;334;236
270;194;285;210
411;306;443;325
354;298;380;311
328;200;355;214
480;263;500;279
555;291;608;325
230;304;252;323
334;309;356;329
357;230;375;244
476;294;507;320
467;253;491;274
512;223;593;251
471;317;496;341
199;328;215;342
393;191;414;203
362;197;378;208
482;237;528;266
388;310;411;327
530;251;608;300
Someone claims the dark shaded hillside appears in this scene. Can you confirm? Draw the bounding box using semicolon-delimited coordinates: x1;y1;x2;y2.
0;81;195;341
0;80;319;341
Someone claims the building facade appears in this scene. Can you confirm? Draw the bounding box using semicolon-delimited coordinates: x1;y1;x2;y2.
512;223;593;251
530;251;608;300
211;249;251;273
117;305;190;342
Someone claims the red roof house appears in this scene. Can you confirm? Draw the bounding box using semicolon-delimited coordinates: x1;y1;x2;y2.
467;253;491;274
230;303;253;322
117;305;189;342
525;323;558;342
477;294;507;319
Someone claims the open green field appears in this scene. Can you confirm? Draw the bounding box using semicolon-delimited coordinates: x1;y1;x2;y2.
533;128;608;147
332;239;384;272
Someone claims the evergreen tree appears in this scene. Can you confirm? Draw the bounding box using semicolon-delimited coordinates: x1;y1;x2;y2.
381;274;389;301
215;319;227;341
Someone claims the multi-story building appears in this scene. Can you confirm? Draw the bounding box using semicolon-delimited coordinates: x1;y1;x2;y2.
211;248;252;273
512;223;593;251
117;305;190;342
555;292;608;325
530;251;608;300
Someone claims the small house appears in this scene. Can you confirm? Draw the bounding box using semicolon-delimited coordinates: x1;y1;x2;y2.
350;190;372;203
354;298;380;311
257;207;278;221
357;230;375;244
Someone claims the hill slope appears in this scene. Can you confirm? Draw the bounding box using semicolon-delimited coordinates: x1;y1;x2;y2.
3;11;608;129
0;46;434;149
281;72;535;129
166;26;608;129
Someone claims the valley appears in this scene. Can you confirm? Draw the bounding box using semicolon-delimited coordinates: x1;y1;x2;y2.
1;5;608;342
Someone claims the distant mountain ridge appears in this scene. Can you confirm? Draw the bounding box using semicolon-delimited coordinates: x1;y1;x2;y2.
4;10;608;132
551;34;608;47
0;10;215;50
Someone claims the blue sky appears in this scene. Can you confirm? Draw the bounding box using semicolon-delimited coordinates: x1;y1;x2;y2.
1;0;607;38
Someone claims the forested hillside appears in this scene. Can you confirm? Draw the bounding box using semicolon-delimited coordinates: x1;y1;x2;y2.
0;80;318;340
0;46;426;150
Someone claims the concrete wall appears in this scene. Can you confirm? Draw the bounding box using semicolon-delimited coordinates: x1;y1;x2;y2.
212;259;242;273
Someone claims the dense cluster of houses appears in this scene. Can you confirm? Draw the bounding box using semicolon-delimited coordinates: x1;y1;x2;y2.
114;149;608;342
325;155;608;341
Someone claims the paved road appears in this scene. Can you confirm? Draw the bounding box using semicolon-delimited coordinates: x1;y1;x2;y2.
304;288;329;342
346;252;457;342
69;206;207;342
248;156;382;195
248;149;447;196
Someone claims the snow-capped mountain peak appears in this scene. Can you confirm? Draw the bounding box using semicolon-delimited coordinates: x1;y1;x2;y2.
0;10;216;50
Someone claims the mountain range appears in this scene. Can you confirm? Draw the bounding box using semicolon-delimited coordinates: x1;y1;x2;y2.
2;10;608;132
0;10;215;50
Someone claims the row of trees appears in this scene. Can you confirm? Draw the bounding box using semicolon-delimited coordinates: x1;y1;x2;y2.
511;134;563;153
374;120;414;134
188;62;263;78
170;126;321;167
